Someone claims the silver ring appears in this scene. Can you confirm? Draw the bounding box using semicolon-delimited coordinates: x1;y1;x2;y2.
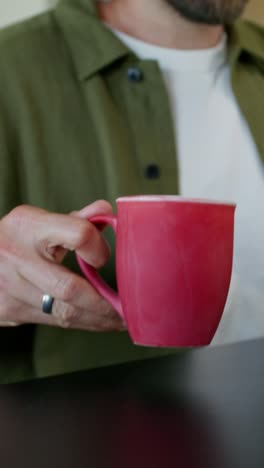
42;294;54;314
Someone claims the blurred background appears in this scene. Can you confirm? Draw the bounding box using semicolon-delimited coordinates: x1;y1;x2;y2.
246;0;264;23
0;0;264;28
0;0;54;27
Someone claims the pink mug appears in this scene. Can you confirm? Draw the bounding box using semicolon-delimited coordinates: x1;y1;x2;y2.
76;196;236;347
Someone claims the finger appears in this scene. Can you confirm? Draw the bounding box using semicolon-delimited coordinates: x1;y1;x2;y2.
71;200;113;245
3;204;112;266
9;288;126;331
0;294;56;327
44;245;68;264
65;318;127;332
0;286;126;330
71;199;113;219
18;255;104;310
0;321;20;327
0;257;51;310
17;259;126;330
7;262;125;330
52;297;127;331
8;271;46;309
15;306;57;326
33;213;110;268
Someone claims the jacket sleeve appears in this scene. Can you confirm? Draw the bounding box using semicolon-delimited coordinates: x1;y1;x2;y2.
0;72;36;384
0;80;23;218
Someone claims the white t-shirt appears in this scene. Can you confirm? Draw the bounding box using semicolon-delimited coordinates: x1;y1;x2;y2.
112;28;264;345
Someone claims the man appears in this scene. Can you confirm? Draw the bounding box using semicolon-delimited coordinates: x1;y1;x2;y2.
0;0;263;383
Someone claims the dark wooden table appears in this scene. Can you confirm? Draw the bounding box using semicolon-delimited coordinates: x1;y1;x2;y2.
0;339;264;468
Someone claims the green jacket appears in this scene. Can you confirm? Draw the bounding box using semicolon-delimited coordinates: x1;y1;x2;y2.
0;0;263;383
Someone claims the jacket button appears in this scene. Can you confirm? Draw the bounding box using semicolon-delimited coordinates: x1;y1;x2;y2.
144;164;161;179
127;67;143;82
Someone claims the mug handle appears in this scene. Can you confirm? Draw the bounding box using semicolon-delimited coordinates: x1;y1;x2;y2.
75;215;124;320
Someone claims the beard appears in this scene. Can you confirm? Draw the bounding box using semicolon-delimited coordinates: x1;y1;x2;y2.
165;0;249;24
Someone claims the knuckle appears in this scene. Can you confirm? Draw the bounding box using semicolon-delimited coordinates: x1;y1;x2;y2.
100;303;125;331
0;240;20;264
53;275;80;302
94;247;110;269
54;302;80;328
3;205;47;238
0;226;22;265
94;200;113;213
1;205;37;249
102;318;123;332
0;302;17;323
59;320;71;329
4;205;31;228
98;298;114;318
75;222;94;249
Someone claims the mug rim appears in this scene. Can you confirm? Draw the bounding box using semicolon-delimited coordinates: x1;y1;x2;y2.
117;195;236;207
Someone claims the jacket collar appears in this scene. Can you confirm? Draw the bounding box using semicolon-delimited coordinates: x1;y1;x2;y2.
55;0;264;80
227;20;264;66
54;0;132;80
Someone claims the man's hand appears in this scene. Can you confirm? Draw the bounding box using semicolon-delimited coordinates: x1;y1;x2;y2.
0;200;125;331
